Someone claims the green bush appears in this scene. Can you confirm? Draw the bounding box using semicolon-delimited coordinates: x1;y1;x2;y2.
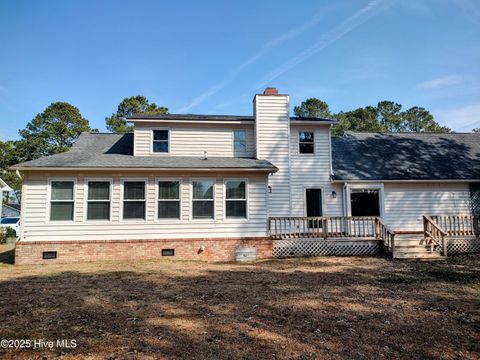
0;230;6;244
5;227;17;238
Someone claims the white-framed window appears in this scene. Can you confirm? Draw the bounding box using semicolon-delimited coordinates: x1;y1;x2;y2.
299;131;314;154
346;183;385;218
122;180;147;220
152;129;169;153
157;180;181;219
225;180;247;219
49;179;75;221
86;180;111;221
233;130;247;153
192;180;215;219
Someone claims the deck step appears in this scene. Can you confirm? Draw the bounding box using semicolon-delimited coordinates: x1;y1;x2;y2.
395;240;429;246
394;252;446;260
395;246;437;251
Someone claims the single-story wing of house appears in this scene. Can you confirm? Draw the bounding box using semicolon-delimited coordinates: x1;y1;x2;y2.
11;88;480;264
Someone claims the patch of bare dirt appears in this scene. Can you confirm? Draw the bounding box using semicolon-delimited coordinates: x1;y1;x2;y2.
0;251;478;359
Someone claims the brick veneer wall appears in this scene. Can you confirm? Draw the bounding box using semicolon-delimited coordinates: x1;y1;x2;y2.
14;237;273;265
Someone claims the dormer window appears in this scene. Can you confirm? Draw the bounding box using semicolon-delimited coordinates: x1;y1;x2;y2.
299;131;314;154
152;130;169;153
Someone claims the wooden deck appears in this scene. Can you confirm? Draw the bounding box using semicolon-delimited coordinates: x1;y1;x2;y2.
269;216;396;257
269;215;479;259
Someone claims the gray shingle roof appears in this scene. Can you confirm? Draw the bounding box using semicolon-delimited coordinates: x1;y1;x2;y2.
332;132;480;181
12;133;278;171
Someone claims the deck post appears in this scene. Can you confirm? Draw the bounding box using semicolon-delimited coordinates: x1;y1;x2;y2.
442;235;447;257
474;216;479;237
391;233;395;258
323;218;328;240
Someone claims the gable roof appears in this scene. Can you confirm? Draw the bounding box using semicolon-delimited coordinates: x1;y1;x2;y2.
11;133;278;172
332;132;480;181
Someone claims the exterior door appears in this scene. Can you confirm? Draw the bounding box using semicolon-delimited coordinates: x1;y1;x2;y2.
306;189;323;228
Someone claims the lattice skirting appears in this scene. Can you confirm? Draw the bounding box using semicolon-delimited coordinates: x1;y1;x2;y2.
446;238;480;254
272;239;381;258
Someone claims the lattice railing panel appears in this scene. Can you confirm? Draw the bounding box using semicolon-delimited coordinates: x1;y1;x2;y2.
272;239;381;258
447;238;480;254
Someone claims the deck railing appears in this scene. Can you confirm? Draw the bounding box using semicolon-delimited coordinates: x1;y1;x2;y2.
430;215;480;237
423;215;448;256
375;217;396;257
269;216;379;240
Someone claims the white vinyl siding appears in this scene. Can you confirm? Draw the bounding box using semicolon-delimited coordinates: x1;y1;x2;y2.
255;95;291;217
20;171;268;241
134;123;255;157
290;126;343;218
382;182;472;231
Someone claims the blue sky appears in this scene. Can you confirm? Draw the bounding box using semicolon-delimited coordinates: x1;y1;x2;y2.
0;0;479;140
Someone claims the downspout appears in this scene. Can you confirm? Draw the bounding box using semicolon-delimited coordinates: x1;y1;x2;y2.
343;182;348;217
328;124;334;176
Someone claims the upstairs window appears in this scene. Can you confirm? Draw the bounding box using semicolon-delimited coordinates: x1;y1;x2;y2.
50;181;75;221
225;180;247;219
158;181;180;219
123;181;146;220
299;131;314;154
87;181;111;221
152;130;169;153
233;130;247;153
192;180;214;219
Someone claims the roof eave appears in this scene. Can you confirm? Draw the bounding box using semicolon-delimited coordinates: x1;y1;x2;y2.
127;118;255;125
290;120;338;125
12;166;278;173
331;178;480;183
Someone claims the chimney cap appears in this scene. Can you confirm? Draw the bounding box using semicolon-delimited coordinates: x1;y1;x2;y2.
263;87;279;96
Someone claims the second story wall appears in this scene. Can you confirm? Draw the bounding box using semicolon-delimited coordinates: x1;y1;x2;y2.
254;92;291;217
134;122;255;158
289;124;343;217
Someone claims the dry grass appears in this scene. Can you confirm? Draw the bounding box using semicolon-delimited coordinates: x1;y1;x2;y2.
0;243;478;359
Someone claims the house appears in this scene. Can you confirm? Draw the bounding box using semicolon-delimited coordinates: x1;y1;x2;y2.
11;88;480;264
1;203;21;218
0;178;13;220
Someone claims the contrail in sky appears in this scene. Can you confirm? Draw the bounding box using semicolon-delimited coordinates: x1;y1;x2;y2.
256;0;392;89
178;0;391;112
177;5;332;112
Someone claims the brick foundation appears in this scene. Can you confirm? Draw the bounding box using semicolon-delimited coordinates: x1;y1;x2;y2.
14;237;273;265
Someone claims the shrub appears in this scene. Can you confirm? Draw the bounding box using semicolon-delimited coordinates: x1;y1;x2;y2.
6;227;17;238
0;229;6;244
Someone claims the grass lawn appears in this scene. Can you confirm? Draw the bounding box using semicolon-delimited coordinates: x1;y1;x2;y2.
0;243;478;360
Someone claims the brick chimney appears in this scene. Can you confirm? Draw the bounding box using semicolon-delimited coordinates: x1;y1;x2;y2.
263;87;279;96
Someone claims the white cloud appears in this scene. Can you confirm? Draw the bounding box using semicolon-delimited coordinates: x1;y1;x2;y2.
255;0;393;89
435;104;480;132
417;75;464;90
